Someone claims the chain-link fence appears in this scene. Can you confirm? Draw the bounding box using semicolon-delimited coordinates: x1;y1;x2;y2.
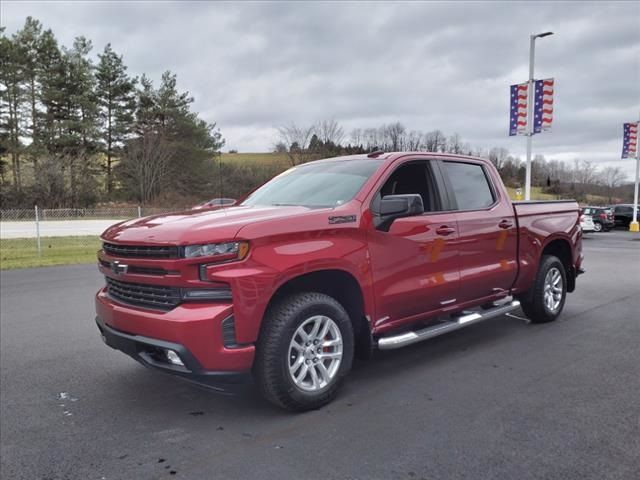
0;206;179;269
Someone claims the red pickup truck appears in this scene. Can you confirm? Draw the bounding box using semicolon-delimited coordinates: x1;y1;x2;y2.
96;152;584;411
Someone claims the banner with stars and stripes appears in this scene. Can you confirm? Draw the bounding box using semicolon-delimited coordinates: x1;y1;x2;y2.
622;122;638;159
509;78;554;136
534;78;554;133
509;82;528;136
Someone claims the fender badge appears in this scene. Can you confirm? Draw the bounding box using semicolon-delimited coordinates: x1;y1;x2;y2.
328;215;356;225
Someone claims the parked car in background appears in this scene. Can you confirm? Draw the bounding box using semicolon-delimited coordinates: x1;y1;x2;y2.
580;212;596;233
610;204;640;228
192;198;237;210
582;206;614;232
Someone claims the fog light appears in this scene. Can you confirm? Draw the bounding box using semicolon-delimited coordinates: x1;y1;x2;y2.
165;350;184;366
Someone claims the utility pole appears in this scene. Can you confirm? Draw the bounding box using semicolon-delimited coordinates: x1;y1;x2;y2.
524;31;553;201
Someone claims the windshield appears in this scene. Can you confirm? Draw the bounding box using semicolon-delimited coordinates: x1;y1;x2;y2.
241;159;383;208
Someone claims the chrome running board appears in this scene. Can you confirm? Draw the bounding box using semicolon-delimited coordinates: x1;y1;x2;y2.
377;300;521;350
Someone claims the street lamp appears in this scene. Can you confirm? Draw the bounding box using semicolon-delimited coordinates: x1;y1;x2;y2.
524;31;554;201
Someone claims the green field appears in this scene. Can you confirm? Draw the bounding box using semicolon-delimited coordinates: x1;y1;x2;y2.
221;152;290;166
506;186;608;203
506;186;557;201
0;236;101;270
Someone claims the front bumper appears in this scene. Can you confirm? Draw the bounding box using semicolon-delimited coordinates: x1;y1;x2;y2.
95;288;255;388
96;316;249;392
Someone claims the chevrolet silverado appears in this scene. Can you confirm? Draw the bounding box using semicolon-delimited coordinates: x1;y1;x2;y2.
96;152;584;411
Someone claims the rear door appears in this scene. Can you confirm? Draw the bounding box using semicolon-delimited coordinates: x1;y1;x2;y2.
439;159;518;304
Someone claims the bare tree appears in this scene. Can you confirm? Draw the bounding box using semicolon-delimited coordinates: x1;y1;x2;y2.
600;166;627;203
488;147;509;170
424;130;446;152
406;130;423;151
447;133;465;154
314;119;344;146
386;122;406;151
349;128;363;147
363;127;380;151
573;159;598;186
276;122;314;165
120;132;172;204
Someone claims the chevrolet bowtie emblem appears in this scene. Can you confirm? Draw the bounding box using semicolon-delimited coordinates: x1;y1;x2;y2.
111;260;128;275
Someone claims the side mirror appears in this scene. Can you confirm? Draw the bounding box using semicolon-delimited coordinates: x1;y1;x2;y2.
375;194;424;231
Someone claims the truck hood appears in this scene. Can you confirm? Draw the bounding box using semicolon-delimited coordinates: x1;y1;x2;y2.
101;205;313;244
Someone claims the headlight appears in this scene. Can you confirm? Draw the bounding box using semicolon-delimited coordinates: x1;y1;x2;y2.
183;241;249;261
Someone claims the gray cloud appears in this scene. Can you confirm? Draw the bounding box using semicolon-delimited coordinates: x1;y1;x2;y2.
2;0;639;176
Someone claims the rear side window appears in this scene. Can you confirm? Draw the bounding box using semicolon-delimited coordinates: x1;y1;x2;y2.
443;162;495;210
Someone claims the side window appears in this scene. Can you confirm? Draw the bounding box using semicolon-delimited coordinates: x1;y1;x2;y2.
379;162;440;212
443;162;495;210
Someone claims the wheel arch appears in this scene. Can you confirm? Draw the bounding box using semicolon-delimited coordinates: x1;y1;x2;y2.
541;238;575;292
266;269;374;359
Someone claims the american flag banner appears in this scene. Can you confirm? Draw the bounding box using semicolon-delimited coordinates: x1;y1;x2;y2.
622;122;638;158
534;78;554;133
509;82;528;136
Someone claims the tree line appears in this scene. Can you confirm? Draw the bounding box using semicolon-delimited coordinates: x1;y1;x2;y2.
0;17;224;208
276;120;632;204
1;17;631;209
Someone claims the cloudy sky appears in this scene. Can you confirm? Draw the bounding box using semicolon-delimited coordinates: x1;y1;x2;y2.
2;1;639;175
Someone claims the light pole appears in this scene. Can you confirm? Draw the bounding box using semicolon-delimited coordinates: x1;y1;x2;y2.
631;150;639;232
524;31;554;201
631;120;640;233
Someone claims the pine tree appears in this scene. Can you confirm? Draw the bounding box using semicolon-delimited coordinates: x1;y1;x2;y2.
0;29;25;191
37;28;65;154
53;37;100;204
118;71;224;204
13;17;44;166
95;44;136;193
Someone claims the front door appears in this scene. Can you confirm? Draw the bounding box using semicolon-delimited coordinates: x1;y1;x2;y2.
367;160;460;331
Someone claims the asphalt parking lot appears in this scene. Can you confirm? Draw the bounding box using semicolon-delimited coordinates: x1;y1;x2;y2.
1;230;639;480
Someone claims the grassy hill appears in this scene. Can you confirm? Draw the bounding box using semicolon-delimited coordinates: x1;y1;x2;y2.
221;152;290;167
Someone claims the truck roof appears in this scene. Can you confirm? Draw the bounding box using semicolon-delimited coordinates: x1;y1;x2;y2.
309;152;489;164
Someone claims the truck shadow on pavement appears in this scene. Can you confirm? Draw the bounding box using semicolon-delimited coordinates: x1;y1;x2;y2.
103;313;531;418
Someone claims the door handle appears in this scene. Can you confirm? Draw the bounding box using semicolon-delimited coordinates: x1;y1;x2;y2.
436;226;456;236
498;219;514;229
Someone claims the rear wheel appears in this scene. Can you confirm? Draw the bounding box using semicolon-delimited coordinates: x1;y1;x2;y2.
519;255;567;324
253;292;354;411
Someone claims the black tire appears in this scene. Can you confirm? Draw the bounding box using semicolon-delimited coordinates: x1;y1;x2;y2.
593;222;602;232
253;292;354;412
518;255;567;324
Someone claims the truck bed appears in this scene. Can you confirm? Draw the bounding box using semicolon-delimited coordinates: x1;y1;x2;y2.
511;199;581;295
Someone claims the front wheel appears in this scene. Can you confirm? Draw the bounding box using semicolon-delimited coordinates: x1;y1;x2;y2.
518;255;567;324
593;222;602;232
253;292;354;411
